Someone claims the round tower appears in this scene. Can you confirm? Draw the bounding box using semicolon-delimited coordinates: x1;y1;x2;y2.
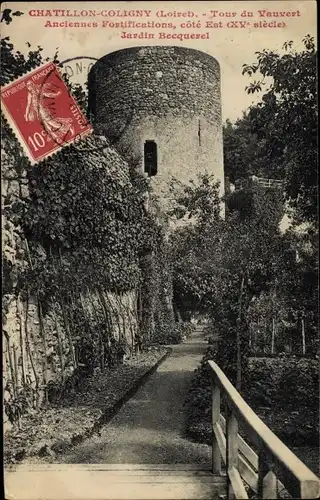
88;46;224;207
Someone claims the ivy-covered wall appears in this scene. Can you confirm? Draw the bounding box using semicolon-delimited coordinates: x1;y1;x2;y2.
1;37;178;432
2;124;174;430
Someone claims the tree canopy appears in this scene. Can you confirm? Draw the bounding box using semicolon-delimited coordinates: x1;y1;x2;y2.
224;35;317;229
169;173;287;385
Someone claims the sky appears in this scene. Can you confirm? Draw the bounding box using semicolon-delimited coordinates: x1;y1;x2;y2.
1;1;317;121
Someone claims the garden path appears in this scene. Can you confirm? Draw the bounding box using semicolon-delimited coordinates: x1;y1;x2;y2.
57;326;212;464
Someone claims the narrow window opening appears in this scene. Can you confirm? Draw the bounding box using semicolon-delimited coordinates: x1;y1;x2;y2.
144;140;157;177
198;119;201;146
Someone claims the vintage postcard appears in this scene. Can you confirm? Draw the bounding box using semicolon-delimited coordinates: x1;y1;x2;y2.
2;1;318;499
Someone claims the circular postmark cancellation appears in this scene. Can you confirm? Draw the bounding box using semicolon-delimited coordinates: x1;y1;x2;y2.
41;55;136;154
59;56;97;82
39;55;128;155
37;56;98;152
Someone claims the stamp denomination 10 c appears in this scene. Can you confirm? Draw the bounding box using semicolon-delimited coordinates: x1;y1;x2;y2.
1;62;93;164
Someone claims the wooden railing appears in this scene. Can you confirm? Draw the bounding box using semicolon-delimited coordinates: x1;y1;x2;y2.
234;177;283;190
256;178;283;189
208;360;319;499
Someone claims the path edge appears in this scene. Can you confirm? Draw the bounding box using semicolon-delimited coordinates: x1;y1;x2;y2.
6;347;173;466
98;347;173;428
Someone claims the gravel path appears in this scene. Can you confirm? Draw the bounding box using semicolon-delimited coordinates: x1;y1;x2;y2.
58;329;211;464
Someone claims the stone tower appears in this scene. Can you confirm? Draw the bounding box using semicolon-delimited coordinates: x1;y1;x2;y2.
88;46;224;208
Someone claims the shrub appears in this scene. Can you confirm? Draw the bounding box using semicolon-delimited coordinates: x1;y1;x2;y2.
242;358;275;407
153;321;195;345
245;357;319;410
184;344;218;443
185;347;319;447
277;358;319;409
182;322;196;338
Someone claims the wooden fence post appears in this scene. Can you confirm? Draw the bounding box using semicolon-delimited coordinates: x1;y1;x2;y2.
302;317;306;355
258;449;277;499
271;318;275;354
208;359;319;500
212;376;221;474
226;409;239;499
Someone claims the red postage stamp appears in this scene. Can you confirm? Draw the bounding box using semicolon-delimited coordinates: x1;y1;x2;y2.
1;62;92;164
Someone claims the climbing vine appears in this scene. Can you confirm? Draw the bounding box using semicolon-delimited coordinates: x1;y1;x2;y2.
2;35;179;427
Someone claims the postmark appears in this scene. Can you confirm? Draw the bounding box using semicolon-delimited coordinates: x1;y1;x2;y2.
40;56;117;154
57;56;134;152
57;56;134;151
1;62;93;164
58;56;98;84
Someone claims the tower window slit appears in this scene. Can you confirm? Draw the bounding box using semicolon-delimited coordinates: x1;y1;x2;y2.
198;119;201;146
144;140;158;177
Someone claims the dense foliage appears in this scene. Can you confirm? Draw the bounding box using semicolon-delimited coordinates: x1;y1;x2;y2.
224;35;317;229
170;173;286;387
223;115;266;183
13;139;152;297
185;345;319;449
183;36;318;472
2;36;179;424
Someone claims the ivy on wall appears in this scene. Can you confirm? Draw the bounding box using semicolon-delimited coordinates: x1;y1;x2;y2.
3;125;176;421
2;35;179;427
12;137;147;296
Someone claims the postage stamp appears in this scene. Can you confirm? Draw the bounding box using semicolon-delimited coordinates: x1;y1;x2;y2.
1;62;93;164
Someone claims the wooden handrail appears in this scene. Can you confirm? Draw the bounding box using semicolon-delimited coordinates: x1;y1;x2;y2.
234;177;283;191
208;360;319;499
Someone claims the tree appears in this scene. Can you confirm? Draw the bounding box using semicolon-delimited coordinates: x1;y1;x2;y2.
222;36;318;359
170;174;285;388
223;115;270;183
169;174;223;320
242;35;317;229
276;229;319;354
1;36;50;85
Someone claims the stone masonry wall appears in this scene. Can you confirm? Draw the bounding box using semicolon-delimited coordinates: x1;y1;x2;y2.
2;137;138;432
88;46;224;210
